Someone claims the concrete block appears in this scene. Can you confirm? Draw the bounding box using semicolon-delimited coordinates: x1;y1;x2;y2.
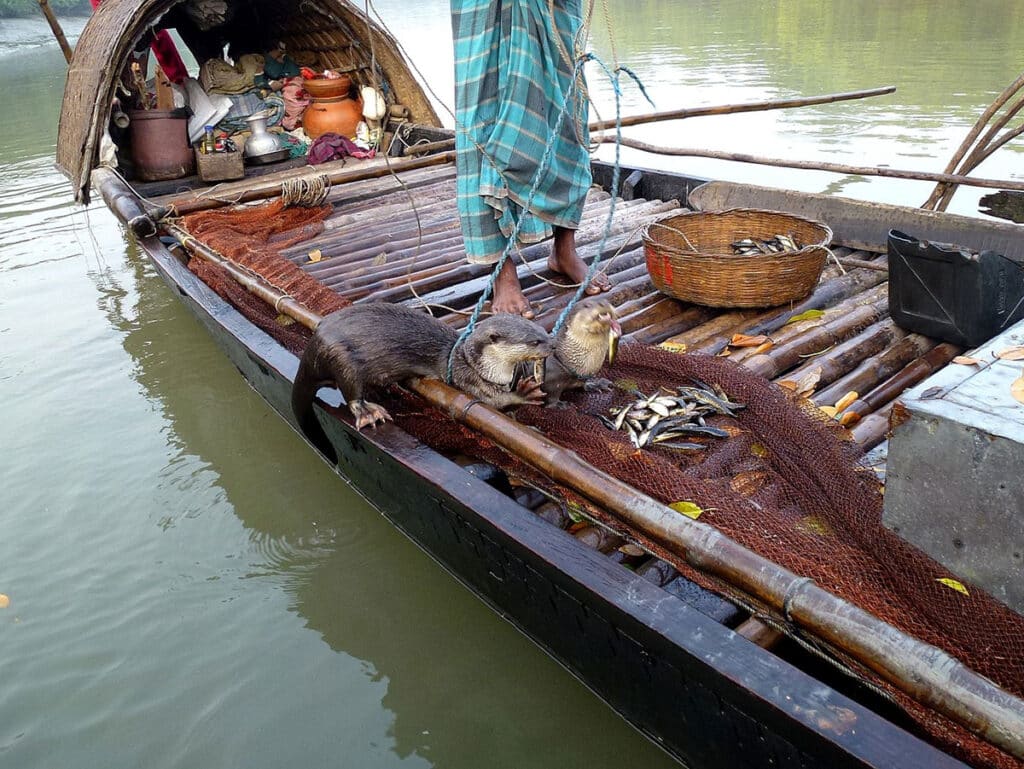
883;321;1024;615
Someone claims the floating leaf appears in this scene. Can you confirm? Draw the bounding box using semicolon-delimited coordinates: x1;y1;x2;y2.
750;443;769;458
936;577;969;596
953;356;981;366
275;313;296;327
0;594;8;609
784;309;825;325
730;470;769;496
1012;370;1024;405
728;333;770;348
658;341;687;354
372;252;388;267
995;345;1024;361
618;543;646;557
669;501;704;519
307;248;323;263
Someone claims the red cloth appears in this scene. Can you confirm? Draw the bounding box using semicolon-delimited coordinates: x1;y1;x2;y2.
90;0;188;84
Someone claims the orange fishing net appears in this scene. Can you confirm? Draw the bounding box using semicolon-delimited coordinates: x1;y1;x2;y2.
178;203;1024;769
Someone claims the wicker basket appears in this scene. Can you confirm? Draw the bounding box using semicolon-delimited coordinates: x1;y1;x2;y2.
643;209;833;308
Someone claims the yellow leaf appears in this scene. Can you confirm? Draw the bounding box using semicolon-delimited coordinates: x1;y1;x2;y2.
750;443;769;458
0;594;8;608
307;248;323;263
275;313;296;327
669;501;704;519
752;340;775;354
953;356;981;366
796;516;834;537
728;333;770;348
936;577;969;596
834;391;859;412
995;345;1024;361
658;341;688;354
372;252;388;267
819;405;838;417
784;309;825;325
1012;370;1024;404
618;543;646;557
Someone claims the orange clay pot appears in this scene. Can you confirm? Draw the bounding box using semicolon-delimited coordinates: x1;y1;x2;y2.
303;93;363;140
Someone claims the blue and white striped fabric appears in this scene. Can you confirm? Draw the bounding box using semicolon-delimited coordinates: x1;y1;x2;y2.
452;0;592;264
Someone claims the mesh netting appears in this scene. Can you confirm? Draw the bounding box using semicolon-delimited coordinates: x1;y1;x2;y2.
176;203;1024;769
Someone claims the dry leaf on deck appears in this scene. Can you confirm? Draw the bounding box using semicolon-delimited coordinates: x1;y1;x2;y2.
372;252;388;267
952;356;981;366
658;341;687;354
935;577;969;596
730;470;769;497
752;340;775;354
307;248;322;263
728;333;770;348
834;391;859;412
779;367;821;398
1012;370;1024;404
784;309;825;325
819;405;839;418
0;594;9;609
995;345;1024;361
750;443;769;458
669;501;704;519
618;543;647;557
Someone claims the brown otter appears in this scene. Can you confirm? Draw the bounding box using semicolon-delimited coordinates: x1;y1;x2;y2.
292;304;552;439
542;297;622;406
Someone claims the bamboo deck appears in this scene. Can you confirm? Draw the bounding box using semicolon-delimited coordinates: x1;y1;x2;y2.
155;155;958;457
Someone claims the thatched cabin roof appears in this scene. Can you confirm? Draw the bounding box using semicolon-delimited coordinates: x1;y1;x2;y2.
57;0;443;203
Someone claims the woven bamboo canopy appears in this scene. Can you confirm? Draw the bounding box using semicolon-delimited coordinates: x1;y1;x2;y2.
56;0;443;203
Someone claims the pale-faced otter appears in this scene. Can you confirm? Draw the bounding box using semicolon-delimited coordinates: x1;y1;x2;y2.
542;297;622;406
292;304;552;439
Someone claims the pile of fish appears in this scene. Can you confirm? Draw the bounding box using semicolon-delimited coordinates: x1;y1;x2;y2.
730;233;801;256
600;382;746;450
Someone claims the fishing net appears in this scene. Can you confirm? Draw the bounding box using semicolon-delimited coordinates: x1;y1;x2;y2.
176;203;1024;769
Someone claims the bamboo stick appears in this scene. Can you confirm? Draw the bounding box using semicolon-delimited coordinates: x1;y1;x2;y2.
604;136;1024;192
812;334;936;408
37;0;72;64
413;378;1024;760
851;404;894;451
772;320;905;391
166;152;456;215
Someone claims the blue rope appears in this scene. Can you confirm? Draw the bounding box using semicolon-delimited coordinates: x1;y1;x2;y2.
446;51;653;379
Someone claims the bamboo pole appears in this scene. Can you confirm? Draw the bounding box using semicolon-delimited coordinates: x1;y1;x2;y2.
412;378;1024;760
37;0;72;64
589;86;897;132
400;87;898;157
166;152;456;215
94;166;1024;759
603;136;1024;192
812;334;936;408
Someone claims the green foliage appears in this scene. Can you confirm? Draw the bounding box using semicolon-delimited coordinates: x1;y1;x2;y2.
0;0;90;18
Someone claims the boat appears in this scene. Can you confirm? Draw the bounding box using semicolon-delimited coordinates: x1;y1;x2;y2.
56;2;1024;768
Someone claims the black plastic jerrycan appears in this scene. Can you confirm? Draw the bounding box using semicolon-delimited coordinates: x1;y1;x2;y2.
887;229;1024;348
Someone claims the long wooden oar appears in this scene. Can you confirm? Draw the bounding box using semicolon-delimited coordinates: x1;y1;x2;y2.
91;166;1024;761
602;135;1024;192
37;0;72;64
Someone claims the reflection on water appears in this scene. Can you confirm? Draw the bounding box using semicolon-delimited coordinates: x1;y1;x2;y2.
1;3;1022;768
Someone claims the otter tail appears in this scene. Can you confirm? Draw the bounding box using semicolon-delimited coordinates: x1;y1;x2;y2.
291;359;339;465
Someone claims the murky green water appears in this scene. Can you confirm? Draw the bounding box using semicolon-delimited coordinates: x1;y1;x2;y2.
1;3;1021;768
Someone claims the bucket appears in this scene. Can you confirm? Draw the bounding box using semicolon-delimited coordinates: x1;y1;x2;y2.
129;109;195;181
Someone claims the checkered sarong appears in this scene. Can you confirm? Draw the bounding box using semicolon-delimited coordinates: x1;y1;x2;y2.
452;0;592;264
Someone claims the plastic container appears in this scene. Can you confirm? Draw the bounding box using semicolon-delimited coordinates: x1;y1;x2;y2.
129;109;195;181
887;229;1024;347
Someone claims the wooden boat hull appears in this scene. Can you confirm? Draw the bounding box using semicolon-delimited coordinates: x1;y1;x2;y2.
118;176;968;769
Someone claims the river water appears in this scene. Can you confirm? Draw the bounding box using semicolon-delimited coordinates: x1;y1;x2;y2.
0;4;1020;768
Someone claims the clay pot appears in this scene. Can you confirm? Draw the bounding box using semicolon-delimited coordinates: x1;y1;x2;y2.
304;94;363;140
129;109;195;181
303;75;352;99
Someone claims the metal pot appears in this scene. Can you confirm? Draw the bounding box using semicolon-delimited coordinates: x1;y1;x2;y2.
243;113;282;158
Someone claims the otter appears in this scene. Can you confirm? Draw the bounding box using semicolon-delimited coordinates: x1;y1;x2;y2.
291;304;552;442
542;297;622;406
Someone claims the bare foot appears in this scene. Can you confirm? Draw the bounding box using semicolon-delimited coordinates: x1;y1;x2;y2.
548;226;611;295
490;258;534;318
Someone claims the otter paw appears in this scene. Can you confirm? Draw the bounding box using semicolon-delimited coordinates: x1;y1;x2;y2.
350;400;393;430
584;377;613;393
515;377;546;406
